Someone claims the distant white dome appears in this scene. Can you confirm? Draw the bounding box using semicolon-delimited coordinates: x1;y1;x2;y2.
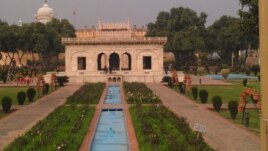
35;1;54;24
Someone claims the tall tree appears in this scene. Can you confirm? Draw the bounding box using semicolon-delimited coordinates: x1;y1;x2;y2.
239;0;259;49
205;16;242;66
147;7;207;68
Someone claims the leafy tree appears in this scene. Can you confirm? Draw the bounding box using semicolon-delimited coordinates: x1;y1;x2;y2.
239;0;259;49
147;7;207;68
205;16;242;65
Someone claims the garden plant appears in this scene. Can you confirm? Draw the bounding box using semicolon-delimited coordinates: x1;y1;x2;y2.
130;105;214;151
1;97;12;113
212;96;222;112
66;83;105;104
124;82;161;104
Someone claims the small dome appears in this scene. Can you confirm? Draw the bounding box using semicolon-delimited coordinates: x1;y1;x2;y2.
35;1;54;24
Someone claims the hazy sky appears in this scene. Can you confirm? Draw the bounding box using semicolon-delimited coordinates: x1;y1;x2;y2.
0;0;240;28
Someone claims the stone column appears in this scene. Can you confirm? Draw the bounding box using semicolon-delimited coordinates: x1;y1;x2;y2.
259;0;268;150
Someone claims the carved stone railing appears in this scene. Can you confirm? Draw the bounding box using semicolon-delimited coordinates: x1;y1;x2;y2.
62;37;167;45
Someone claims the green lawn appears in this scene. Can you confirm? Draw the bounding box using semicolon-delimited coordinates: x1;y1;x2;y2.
0;87;38;105
187;81;260;103
219;109;260;134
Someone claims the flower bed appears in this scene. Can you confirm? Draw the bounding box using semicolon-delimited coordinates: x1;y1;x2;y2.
66;83;105;104
4;105;95;151
124;82;161;104
130;105;214;151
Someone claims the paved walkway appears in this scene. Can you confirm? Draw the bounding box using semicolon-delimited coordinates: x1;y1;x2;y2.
0;84;81;150
146;83;260;151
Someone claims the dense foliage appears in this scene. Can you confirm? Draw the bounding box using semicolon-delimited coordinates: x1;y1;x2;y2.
66;83;105;104
146;7;207;67
212;96;222;112
1;96;12;113
130;105;214;151
3;105;95;151
124;82;161;104
191;87;198;100
228;100;239;119
239;0;259;49
27;87;36;102
199;89;208;104
17;91;26;105
0;19;75;68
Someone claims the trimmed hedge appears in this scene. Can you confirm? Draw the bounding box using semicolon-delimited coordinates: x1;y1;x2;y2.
27;88;36;102
191;87;198;100
228;100;238;119
17;91;26;105
199;89;208;104
212;96;222;112
1;96;12;113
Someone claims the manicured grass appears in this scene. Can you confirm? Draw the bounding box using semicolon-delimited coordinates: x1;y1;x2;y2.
3;105;95;151
0;87;38;105
66;83;105;104
219;109;260;134
130;105;214;151
188;81;260;103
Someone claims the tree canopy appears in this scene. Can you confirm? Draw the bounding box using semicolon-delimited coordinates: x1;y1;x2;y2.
0;19;75;66
146;7;207;68
239;0;259;49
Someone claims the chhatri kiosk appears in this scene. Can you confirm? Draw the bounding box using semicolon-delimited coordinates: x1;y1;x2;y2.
62;19;166;83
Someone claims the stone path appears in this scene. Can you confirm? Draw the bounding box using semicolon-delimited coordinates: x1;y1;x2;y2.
79;83;139;151
0;84;81;150
146;83;260;151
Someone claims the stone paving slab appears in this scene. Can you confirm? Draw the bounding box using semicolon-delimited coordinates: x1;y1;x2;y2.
0;85;81;150
146;83;260;151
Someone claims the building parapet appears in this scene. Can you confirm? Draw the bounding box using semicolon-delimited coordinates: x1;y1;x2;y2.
62;37;167;45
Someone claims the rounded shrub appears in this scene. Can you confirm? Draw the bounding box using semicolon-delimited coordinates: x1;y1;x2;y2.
27;88;36;102
162;76;171;83
242;78;248;86
199;89;208;104
57;76;69;86
1;96;12;113
228;100;238;119
221;69;230;79
17;91;26;105
212;96;222;112
43;83;50;95
191;87;198;100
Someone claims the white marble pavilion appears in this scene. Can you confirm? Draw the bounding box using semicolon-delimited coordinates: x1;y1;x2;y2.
62;19;166;83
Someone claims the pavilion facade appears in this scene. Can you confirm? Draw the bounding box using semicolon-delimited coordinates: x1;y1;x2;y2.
62;20;166;83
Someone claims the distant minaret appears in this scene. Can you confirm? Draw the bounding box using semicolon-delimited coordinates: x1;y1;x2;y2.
73;8;76;29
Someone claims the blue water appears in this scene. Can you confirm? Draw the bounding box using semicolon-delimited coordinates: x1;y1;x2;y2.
207;74;257;80
104;85;122;104
89;109;129;151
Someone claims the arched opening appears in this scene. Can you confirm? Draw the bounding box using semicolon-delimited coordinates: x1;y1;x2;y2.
109;53;120;70
117;77;121;82
97;53;107;70
108;77;112;82
121;53;131;70
112;77;116;82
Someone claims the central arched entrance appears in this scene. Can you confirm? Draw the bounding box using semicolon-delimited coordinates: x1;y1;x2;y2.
109;53;120;70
